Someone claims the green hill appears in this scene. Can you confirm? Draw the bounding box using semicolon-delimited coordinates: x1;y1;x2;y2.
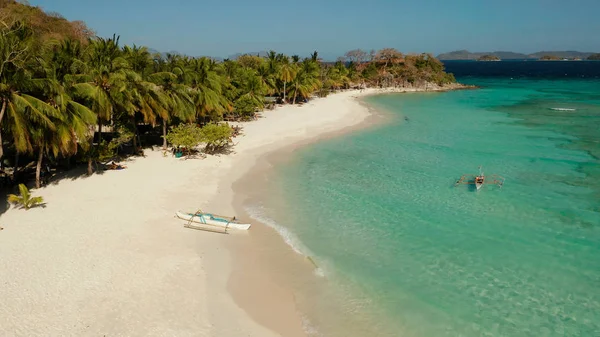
0;0;94;43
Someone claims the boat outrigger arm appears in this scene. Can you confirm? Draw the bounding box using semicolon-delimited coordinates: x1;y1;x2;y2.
454;166;505;189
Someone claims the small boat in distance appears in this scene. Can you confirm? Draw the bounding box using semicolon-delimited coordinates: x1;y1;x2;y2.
176;211;251;231
455;166;504;191
475;170;485;191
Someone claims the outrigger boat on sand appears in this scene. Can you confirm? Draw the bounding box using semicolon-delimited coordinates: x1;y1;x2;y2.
454;166;504;191
175;210;251;231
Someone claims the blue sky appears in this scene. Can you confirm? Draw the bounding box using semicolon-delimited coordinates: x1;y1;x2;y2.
32;0;600;60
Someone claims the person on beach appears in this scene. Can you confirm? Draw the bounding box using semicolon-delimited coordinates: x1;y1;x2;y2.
40;164;51;185
106;161;126;170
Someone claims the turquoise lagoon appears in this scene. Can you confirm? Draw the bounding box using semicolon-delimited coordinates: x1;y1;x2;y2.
250;76;600;336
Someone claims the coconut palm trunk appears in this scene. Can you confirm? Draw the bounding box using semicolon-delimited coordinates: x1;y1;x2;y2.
97;120;102;143
292;87;298;104
0;99;6;160
131;115;138;153
35;147;44;189
90;119;103;175
283;81;286;103
162;119;168;150
13;152;19;182
87;158;94;176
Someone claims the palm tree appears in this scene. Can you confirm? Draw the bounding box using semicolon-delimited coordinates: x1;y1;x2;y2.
256;62;276;96
311;51;319;62
265;50;280;93
231;67;267;119
278;56;296;103
0;20;57;160
71;35;137;173
184;57;230;122
32;42;97;186
322;61;350;92
289;58;320;104
148;55;194;149
48;39;97;147
123;45;164;150
266;50;279;73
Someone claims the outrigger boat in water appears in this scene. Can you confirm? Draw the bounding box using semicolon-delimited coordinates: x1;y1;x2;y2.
175;210;251;231
454;166;504;191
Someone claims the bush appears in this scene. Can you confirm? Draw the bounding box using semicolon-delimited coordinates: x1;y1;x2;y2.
234;96;261;120
165;123;233;155
8;184;44;210
200;123;233;154
86;127;134;164
165;123;204;155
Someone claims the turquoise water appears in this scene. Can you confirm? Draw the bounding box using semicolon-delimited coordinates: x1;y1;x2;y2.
258;78;600;337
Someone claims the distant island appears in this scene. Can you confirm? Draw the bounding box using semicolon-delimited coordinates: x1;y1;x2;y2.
588;53;600;60
539;55;562;61
477;55;501;61
438;50;597;61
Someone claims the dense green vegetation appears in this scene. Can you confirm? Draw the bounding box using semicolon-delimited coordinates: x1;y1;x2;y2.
164;123;233;155
0;0;456;189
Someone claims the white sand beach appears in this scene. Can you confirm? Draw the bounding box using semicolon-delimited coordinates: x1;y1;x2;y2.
0;89;385;337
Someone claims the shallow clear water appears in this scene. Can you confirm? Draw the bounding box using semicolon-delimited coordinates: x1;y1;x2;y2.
256;74;600;336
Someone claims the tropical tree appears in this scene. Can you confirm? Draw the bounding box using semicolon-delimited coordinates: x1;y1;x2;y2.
31;43;97;186
70;35;137;173
0;20;56;160
149;55;194;149
326;60;350;90
374;48;403;68
231;67;267;119
265;50;279;76
256;62;276;95
288;58;320;104
185;57;230;122
123;44;165;149
278;55;296;103
236;54;263;70
344;49;368;65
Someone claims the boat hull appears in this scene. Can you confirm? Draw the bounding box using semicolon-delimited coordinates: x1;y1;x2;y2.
176;211;251;230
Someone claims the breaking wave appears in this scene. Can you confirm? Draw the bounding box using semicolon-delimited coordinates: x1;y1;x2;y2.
244;204;326;277
550;107;576;111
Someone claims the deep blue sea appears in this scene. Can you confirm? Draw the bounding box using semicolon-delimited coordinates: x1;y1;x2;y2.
250;61;600;337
